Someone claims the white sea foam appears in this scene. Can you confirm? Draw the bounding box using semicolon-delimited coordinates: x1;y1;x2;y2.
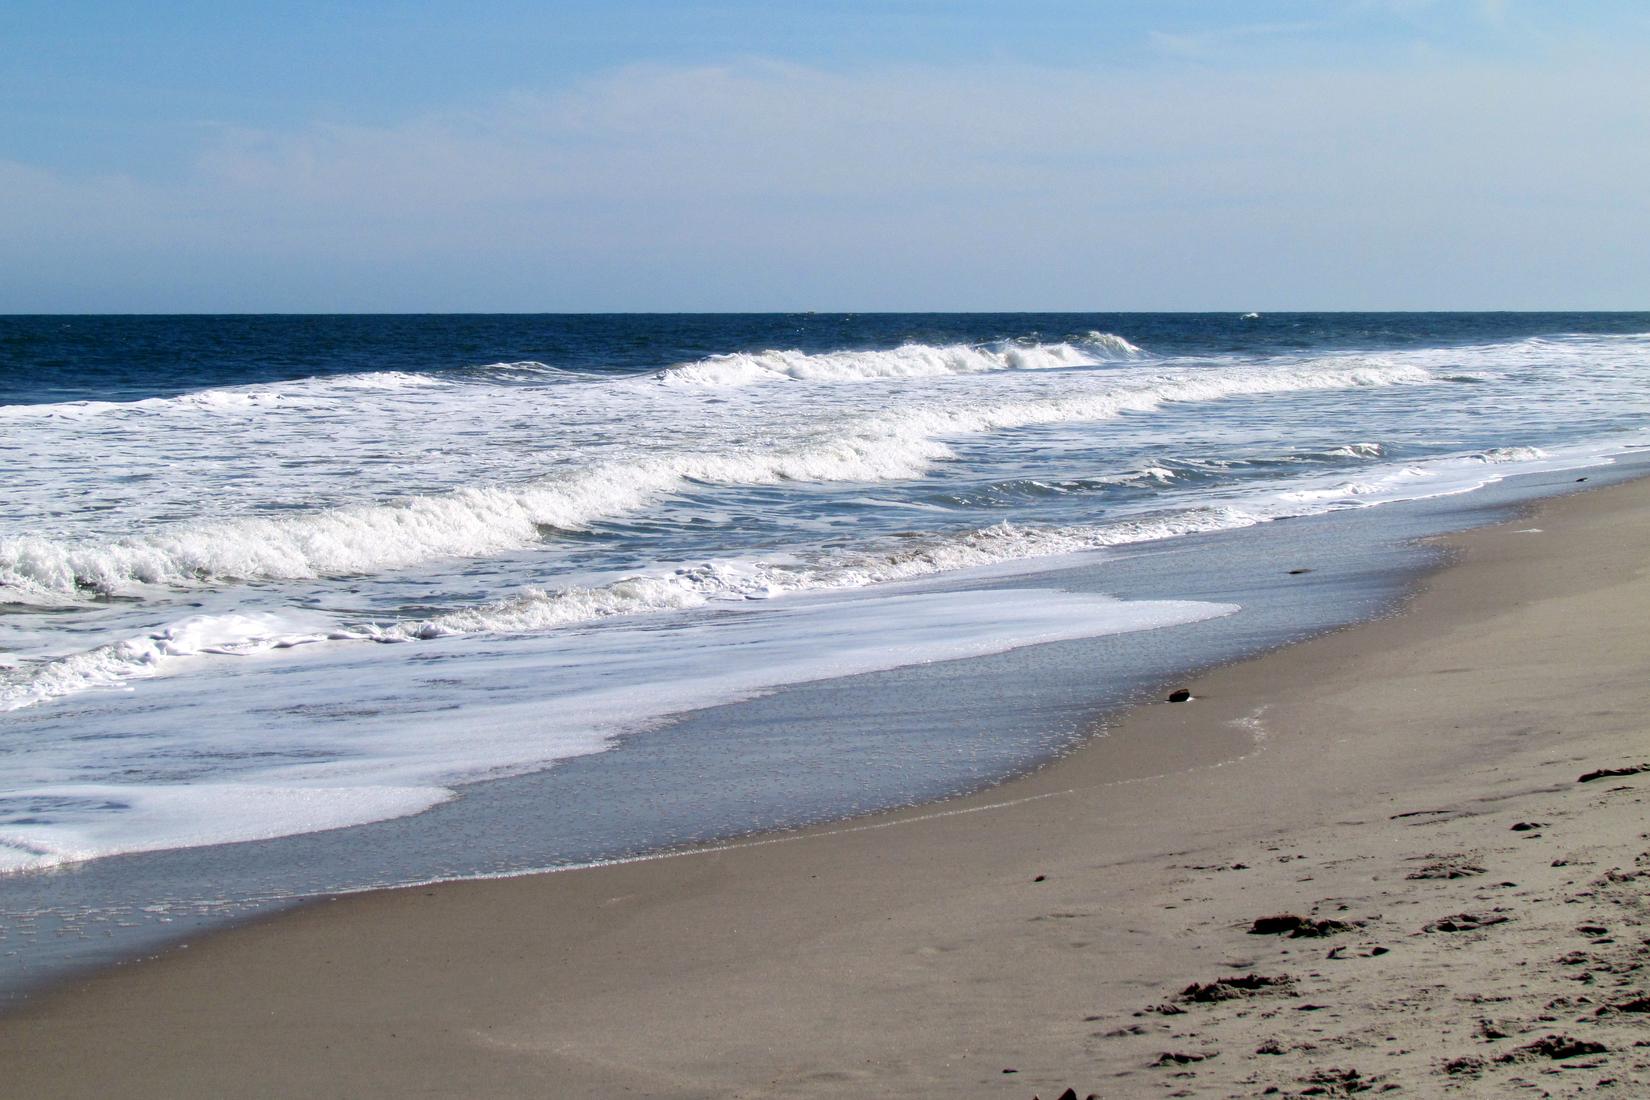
0;783;456;874
1261;444;1598;511
470;360;590;382
376;435;1608;646
0;358;1434;600
3;427;1622;719
372;510;1256;641
0;588;1235;872
1477;446;1549;463
0;369;449;422
0;611;347;712
0;509;1265;710
659;332;1143;386
1083;331;1146;357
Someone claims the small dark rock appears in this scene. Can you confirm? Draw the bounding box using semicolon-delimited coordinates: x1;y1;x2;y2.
1256;1039;1285;1055
1496;1034;1607;1062
1510;821;1546;831
1178;973;1294;1003
1443;1055;1486;1076
1407;858;1486;880
1248;913;1352;938
1298;1066;1372;1094
1576;924;1608;935
1250;914;1307;935
1288;568;1313;575
1578;765;1645;783
1032;874;1046;882
1167;688;1192;703
1153;1051;1208;1066
1424;913;1510;934
1596;996;1650;1016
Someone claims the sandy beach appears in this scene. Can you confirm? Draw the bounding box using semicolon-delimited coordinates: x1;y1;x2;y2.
5;475;1650;1098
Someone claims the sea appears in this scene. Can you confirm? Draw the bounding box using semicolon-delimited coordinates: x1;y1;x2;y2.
2;312;1648;1000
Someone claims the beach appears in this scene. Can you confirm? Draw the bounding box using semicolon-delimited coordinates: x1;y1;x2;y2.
3;470;1646;1097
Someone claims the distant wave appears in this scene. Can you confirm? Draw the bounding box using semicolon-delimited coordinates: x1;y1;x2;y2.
9;329;1646;420
658;332;1144;386
0;369;450;420
0;334;1145;417
463;360;596;383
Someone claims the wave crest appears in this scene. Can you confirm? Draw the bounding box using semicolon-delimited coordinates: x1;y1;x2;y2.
0;370;449;421
1;511;1252;710
659;333;1143;387
0;359;1433;600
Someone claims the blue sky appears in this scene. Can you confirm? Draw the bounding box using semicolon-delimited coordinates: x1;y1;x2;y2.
3;2;1647;311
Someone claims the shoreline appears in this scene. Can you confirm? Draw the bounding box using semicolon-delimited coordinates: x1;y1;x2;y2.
5;474;1650;1096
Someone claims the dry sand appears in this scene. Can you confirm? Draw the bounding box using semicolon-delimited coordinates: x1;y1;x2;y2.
4;477;1650;1098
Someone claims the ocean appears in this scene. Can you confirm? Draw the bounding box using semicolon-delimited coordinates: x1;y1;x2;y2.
2;312;1648;997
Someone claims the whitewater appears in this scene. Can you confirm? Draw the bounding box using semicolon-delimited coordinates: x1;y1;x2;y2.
3;314;1650;891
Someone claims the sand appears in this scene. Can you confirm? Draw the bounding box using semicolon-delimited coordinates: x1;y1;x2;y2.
4;476;1649;1098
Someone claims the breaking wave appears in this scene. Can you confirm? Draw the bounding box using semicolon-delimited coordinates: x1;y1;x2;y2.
0;510;1254;711
0;360;1434;601
0;370;450;421
658;332;1144;386
0;428;1609;713
372;509;1253;642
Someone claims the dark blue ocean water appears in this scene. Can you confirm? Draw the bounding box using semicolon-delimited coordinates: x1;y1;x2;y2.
6;311;1649;405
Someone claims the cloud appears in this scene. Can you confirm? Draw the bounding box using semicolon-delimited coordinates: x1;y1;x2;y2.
1147;20;1326;59
4;53;1648;310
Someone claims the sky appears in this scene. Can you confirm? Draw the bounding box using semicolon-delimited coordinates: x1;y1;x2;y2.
2;1;1648;312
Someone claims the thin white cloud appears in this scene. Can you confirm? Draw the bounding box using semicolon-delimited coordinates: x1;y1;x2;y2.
3;53;1647;310
1147;20;1327;59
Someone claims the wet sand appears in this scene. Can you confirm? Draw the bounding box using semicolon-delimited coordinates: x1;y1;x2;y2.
4;477;1649;1098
